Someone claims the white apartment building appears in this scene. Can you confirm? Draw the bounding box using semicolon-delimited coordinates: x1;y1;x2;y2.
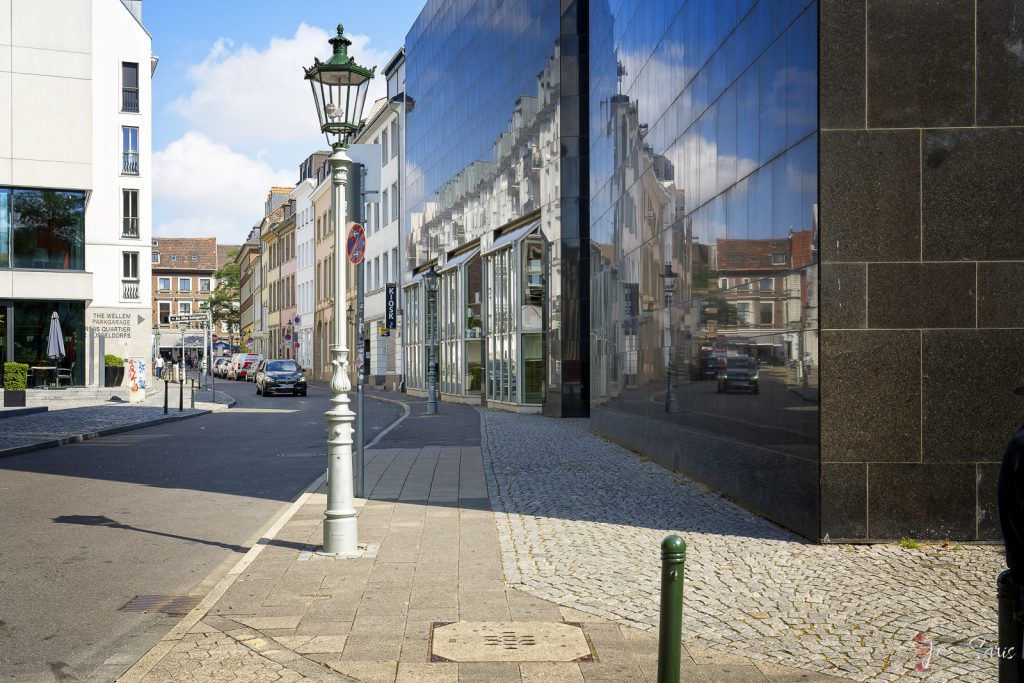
0;0;155;386
352;49;405;390
293;152;327;371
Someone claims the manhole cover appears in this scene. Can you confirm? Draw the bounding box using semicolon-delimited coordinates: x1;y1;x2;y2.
119;595;202;615
430;622;593;663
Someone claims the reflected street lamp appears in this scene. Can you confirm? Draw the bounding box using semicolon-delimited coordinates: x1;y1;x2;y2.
422;264;440;415
660;262;678;413
304;23;374;556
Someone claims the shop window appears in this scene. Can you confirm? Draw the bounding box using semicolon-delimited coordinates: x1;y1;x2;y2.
5;188;86;270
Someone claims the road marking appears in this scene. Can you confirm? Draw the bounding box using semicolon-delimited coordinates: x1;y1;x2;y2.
364;394;410;449
229;408;300;414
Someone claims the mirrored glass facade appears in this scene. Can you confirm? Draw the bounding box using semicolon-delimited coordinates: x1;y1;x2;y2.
0;187;86;270
588;0;819;536
405;0;588;415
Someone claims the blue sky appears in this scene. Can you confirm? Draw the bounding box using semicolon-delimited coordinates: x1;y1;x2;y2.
144;1;424;245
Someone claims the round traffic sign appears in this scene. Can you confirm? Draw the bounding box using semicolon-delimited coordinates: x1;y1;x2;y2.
347;224;366;264
211;334;218;342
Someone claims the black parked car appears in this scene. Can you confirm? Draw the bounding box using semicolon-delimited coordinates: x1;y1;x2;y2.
256;359;307;397
716;355;759;394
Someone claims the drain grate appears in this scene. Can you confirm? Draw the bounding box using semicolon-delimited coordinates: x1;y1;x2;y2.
430;622;593;663
276;452;326;458
119;595;202;616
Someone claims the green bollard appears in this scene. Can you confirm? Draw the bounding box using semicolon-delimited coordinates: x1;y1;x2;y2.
190;379;195;409
657;534;686;683
163;376;168;415
998;570;1022;682
178;374;183;412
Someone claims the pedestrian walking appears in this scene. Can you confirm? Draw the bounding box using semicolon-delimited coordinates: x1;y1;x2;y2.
155;355;164;379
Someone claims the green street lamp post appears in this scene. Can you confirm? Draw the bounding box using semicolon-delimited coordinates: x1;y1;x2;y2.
304;24;374;556
660;262;678;413
422;264;440;415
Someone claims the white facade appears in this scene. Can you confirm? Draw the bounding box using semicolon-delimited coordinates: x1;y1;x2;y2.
293;178;315;370
0;0;154;386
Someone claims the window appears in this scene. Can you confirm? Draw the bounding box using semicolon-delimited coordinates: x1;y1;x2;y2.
738;278;751;291
152;252;159;263
374;256;380;289
179;301;192;314
158;301;170;325
758;278;773;291
157;277;170;291
170;255;177;262
122;189;139;237
383;254;389;284
391;182;398;220
122;62;139;112
190;255;198;262
178;277;192;292
2;187;86;270
392;249;398;281
382;189;389;225
122;251;139;279
719;277;728;290
381;130;388;163
199;278;211;293
759;302;773;325
736;302;752;325
390;120;399;158
122;127;139;175
772;252;786;265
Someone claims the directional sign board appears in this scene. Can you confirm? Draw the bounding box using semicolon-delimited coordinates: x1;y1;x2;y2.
347;223;366;264
168;314;209;323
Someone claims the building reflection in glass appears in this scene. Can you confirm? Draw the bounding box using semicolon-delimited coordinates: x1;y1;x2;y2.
589;0;820;537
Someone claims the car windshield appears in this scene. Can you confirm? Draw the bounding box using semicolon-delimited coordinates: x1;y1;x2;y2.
267;360;299;372
727;357;754;369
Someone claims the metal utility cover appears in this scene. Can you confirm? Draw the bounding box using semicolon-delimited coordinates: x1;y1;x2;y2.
430;622;593;663
119;595;201;616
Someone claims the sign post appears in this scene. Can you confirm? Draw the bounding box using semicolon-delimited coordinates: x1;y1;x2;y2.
347;223;366;499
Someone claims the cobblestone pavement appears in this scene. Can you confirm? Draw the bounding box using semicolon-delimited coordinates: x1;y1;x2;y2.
481;411;1004;683
0;404;207;453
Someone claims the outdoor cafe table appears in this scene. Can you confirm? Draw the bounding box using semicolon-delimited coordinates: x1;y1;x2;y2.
30;366;57;387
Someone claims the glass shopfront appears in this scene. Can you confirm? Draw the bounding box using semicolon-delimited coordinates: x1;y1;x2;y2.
437;248;482;397
0;188;86;270
588;0;819;537
0;300;86;386
403;276;424;390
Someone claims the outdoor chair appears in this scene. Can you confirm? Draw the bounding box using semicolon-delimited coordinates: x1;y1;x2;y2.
56;362;74;387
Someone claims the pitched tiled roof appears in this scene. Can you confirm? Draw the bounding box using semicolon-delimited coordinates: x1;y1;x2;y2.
152;237;217;271
217;244;240;269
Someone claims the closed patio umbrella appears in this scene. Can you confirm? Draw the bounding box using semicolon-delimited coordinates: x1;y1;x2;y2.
46;311;65;361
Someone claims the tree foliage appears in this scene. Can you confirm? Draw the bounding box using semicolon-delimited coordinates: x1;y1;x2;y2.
209;251;241;334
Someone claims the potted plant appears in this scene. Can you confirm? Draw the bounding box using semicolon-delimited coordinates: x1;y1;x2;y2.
3;362;28;407
104;354;125;387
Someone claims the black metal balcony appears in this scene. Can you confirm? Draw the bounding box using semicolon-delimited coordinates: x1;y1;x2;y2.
122;217;139;238
122;279;140;300
122;152;139;175
122;87;139;112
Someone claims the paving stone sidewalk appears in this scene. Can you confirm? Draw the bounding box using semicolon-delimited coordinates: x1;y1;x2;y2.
481;411;1004;683
120;400;840;683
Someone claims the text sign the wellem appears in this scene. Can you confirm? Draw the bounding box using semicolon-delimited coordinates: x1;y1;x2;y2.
347;223;366;264
385;283;397;329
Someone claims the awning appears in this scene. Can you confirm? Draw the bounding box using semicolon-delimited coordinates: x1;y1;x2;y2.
439;247;480;274
482;219;540;255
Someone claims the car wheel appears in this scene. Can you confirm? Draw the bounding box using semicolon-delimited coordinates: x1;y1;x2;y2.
299;391;307;397
262;388;271;397
256;384;261;395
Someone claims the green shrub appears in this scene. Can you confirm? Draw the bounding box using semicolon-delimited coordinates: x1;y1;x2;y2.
898;537;920;550
104;354;124;367
3;363;28;392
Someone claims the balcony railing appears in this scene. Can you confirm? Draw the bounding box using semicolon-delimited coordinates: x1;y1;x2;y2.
122;217;139;238
122;152;139;175
122;87;139;113
122;279;140;300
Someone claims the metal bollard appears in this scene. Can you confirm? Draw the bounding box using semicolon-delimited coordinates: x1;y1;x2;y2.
657;534;686;683
163;376;168;415
190;379;195;409
999;570;1022;682
179;374;183;412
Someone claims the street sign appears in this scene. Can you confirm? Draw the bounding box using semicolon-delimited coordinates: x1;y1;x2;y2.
198;301;209;310
385;282;397;329
211;334;218;342
168;314;209;323
347;223;366;264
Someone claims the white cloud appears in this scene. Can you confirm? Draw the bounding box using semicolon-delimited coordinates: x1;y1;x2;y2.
153;131;294;243
171;23;390;152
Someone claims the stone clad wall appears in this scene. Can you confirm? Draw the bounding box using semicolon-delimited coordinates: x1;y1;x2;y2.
819;0;1024;541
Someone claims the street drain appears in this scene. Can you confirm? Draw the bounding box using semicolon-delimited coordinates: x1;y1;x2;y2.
429;622;593;663
119;595;202;616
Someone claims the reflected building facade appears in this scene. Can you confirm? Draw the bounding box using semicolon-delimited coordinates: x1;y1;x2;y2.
404;0;588;416
404;0;1014;542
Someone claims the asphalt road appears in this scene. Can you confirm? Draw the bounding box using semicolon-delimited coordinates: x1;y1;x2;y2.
0;382;403;683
